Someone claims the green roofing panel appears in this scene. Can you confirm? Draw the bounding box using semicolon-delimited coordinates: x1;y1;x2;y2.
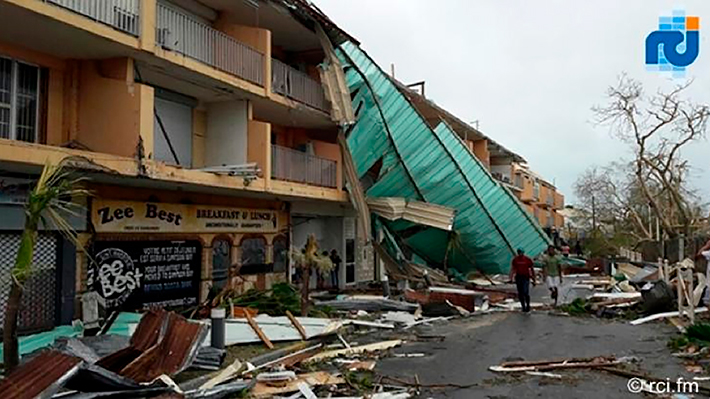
338;41;550;275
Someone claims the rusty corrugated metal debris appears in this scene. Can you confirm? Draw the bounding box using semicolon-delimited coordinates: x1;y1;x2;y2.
0;350;82;399
96;309;169;372
120;312;208;382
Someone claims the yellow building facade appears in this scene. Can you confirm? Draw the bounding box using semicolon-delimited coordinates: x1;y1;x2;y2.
0;0;360;331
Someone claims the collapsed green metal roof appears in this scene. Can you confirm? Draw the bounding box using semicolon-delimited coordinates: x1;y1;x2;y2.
336;41;550;275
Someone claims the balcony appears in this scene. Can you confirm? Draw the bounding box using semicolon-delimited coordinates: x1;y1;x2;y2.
271;144;337;188
272;59;327;112
43;0;140;36
546;194;553;206
156;3;264;86
554;193;564;209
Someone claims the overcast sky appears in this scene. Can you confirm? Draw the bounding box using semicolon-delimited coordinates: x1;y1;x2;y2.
313;0;710;204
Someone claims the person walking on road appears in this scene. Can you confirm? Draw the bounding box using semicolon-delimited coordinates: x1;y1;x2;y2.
510;248;535;312
540;245;563;306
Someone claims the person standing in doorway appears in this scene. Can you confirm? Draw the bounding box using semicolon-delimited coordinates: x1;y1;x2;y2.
330;249;342;289
510;248;535;312
540;245;563;306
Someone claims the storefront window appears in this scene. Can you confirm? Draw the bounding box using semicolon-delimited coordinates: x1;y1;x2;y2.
240;236;267;274
212;238;231;291
273;235;288;272
345;238;355;283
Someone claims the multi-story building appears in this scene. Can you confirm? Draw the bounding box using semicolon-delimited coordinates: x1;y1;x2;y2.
512;163;565;233
0;0;365;333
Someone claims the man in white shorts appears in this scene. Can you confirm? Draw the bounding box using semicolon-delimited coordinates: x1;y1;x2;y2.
540;245;563;306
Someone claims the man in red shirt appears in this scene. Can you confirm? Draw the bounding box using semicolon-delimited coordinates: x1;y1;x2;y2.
509;248;536;312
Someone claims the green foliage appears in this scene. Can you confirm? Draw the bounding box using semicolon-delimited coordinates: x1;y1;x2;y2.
686;323;710;346
668;336;690;351
13;160;88;282
230;283;300;316
559;298;590;316
343;371;374;393
667;323;710;351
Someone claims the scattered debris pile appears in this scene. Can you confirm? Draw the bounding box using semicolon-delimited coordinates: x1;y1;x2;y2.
557;258;710;333
0;279;487;399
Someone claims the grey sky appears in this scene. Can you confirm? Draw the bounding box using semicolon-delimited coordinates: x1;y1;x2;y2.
313;0;710;204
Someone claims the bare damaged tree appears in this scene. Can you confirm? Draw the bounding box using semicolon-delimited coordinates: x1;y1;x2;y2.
574;163;654;242
592;75;709;239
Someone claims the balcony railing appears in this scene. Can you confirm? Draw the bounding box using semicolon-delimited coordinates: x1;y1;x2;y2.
546;195;553;206
272;59;328;111
271;144;337;188
45;0;140;36
156;3;264;86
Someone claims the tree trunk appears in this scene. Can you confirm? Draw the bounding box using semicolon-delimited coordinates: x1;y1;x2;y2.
3;278;23;374
300;265;311;316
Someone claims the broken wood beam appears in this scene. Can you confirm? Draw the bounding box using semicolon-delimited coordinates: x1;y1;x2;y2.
245;311;274;349
285;310;308;340
500;356;615;368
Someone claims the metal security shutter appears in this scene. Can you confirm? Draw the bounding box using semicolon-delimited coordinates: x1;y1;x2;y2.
0;233;58;333
154;96;193;168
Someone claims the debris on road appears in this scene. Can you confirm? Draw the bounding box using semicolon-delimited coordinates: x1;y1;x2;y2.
489;355;623;373
250;372;344;398
304;340;403;363
630;307;709;325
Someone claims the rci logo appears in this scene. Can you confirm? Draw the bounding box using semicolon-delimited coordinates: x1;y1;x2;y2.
645;10;699;77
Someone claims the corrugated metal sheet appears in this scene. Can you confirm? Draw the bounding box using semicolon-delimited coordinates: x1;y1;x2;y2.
0;350;82;399
97;310;208;383
337;41;550;274
120;313;208;383
367;197;455;231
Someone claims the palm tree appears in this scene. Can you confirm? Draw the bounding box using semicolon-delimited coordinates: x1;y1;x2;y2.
291;235;333;316
3;159;88;373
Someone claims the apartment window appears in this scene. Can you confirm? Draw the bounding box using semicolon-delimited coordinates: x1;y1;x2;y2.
0;57;39;142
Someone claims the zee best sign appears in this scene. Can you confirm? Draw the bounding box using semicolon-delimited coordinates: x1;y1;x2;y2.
92;199;279;234
89;240;201;310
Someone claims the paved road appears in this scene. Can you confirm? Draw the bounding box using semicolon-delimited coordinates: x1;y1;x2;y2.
376;301;695;398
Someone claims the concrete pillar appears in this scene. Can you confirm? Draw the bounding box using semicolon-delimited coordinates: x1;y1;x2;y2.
140;0;157;52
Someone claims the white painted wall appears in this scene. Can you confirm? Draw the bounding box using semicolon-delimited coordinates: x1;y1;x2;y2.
205;100;248;167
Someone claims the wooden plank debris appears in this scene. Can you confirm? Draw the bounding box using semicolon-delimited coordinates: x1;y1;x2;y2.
286;310;308;340
629;307;709;325
304;340;403;363
250;372;344;398
491;356;620;372
245;311;274;349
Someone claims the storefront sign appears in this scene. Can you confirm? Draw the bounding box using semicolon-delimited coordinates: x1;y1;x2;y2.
89;240;202;310
92;199;279;233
